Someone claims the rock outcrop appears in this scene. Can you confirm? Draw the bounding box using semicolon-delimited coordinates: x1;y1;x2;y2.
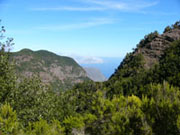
110;21;180;79
135;27;180;68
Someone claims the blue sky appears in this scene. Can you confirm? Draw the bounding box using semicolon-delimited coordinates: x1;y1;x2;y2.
0;0;180;76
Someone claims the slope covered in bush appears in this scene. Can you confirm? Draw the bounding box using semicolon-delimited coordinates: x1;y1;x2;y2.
1;21;180;135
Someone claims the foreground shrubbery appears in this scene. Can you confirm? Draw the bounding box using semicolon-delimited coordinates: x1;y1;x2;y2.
1;82;180;135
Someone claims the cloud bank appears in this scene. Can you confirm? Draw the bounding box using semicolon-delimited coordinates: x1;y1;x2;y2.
66;54;104;64
75;56;104;64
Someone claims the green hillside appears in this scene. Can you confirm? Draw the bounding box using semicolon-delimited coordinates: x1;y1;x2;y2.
10;49;89;91
1;21;180;134
107;21;180;97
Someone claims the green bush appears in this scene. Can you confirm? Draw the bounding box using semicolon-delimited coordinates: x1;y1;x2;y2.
0;103;19;134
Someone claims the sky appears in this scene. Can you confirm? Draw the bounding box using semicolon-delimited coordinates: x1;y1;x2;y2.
0;0;180;77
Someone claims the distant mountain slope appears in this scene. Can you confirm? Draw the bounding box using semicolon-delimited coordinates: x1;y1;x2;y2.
84;67;107;82
10;49;89;91
80;57;122;79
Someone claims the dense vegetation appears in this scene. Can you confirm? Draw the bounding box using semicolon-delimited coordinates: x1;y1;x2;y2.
0;21;180;135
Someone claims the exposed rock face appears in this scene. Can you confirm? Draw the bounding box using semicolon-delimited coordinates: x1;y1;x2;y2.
133;28;180;68
10;49;90;91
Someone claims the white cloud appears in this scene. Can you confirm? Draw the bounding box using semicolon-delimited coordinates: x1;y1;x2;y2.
31;6;105;11
84;0;158;11
30;0;158;12
57;52;104;64
35;18;114;31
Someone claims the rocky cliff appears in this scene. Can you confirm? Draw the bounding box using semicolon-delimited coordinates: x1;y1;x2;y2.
135;27;180;68
110;21;180;79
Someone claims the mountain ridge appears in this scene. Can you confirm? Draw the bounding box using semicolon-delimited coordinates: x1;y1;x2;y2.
10;49;90;91
110;21;180;80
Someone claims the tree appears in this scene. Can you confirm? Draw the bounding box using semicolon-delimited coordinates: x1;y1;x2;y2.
26;119;65;135
9;76;56;126
85;91;150;135
159;40;180;87
0;103;20;135
164;26;172;33
142;82;180;135
0;20;16;104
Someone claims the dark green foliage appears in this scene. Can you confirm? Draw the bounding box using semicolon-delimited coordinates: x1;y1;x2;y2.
0;23;16;104
107;53;146;97
158;40;180;86
63;115;84;134
9;76;56;126
111;53;145;79
142;83;180;135
173;21;180;29
0;53;16;103
164;26;172;33
84;92;150;135
137;31;159;48
70;81;102;113
163;21;180;33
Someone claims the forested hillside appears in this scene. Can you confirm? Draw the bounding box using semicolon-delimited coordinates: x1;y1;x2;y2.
0;21;180;135
10;49;89;91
